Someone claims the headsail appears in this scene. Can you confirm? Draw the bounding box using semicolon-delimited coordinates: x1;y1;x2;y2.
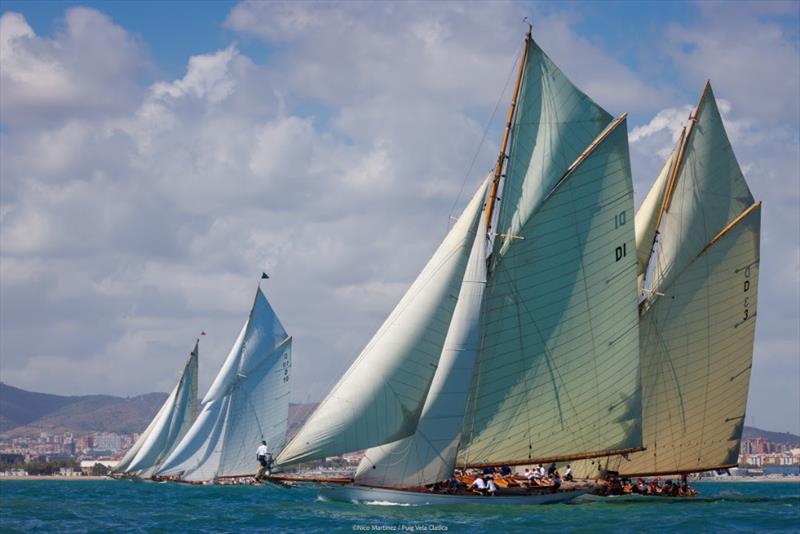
354;204;489;489
113;342;199;476
157;287;291;481
276;178;489;467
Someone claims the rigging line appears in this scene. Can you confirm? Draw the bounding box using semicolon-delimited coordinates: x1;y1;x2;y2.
446;41;524;229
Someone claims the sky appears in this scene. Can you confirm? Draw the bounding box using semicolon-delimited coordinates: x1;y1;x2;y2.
0;1;798;434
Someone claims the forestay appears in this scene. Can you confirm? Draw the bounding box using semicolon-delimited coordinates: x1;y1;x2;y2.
355;204;489;489
113;343;199;476
157;288;291;481
459;115;642;466
277;179;489;467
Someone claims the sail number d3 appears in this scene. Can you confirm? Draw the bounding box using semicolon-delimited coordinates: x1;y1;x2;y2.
614;211;627;262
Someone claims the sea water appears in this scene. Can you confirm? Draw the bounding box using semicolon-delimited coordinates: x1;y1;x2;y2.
0;480;798;533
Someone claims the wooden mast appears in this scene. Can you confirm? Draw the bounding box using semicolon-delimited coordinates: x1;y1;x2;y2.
484;25;531;230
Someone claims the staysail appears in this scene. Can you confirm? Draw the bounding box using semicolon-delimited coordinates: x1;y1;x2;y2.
113;342;199;476
457;35;643;467
634;148;676;294
276;178;489;467
354;204;489;489
157;287;291;481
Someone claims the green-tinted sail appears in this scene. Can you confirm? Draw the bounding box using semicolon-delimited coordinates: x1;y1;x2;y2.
651;84;754;295
494;37;613;256
574;84;761;478
458;111;642;465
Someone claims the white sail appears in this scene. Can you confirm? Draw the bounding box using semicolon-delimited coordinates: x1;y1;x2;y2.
157;288;291;481
634;150;675;294
113;395;169;473
354;210;488;489
277;178;489;466
126;343;199;476
113;343;199;475
458;113;643;466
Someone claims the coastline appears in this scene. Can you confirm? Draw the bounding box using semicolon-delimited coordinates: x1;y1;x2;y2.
699;476;800;483
0;475;108;481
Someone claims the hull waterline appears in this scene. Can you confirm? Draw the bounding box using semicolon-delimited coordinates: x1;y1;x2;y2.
316;484;588;505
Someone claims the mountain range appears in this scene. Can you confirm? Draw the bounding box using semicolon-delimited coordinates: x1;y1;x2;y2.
1;383;797;448
0;383;318;439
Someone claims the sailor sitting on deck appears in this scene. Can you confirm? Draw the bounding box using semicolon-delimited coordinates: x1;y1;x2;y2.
254;440;271;482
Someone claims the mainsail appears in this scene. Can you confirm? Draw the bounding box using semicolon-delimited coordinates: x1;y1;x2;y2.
112;342;199;476
457;35;642;467
354;206;489;489
157;287;291;481
578;83;761;477
276;178;489;466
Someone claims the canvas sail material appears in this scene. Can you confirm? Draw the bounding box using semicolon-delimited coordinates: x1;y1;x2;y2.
125;343;199;476
572;86;761;478
578;205;761;478
650;84;754;295
495;37;613;258
157;288;291;481
277;179;489;467
113;343;199;475
354;211;489;489
635;150;675;294
458;115;642;466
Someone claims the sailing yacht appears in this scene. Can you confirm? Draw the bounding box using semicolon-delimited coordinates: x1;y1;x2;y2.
572;81;761;480
274;26;643;504
156;284;292;482
112;341;199;478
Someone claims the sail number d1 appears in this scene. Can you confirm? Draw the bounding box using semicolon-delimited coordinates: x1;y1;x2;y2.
614;211;627;262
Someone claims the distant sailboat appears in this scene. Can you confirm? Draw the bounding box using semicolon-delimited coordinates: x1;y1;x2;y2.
112;342;199;478
156;285;292;482
275;26;642;504
574;82;761;478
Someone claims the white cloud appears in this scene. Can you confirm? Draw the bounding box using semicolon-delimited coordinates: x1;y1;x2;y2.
0;3;797;433
0;8;146;128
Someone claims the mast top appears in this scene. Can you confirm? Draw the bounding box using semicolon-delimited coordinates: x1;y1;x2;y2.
523;16;532;38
